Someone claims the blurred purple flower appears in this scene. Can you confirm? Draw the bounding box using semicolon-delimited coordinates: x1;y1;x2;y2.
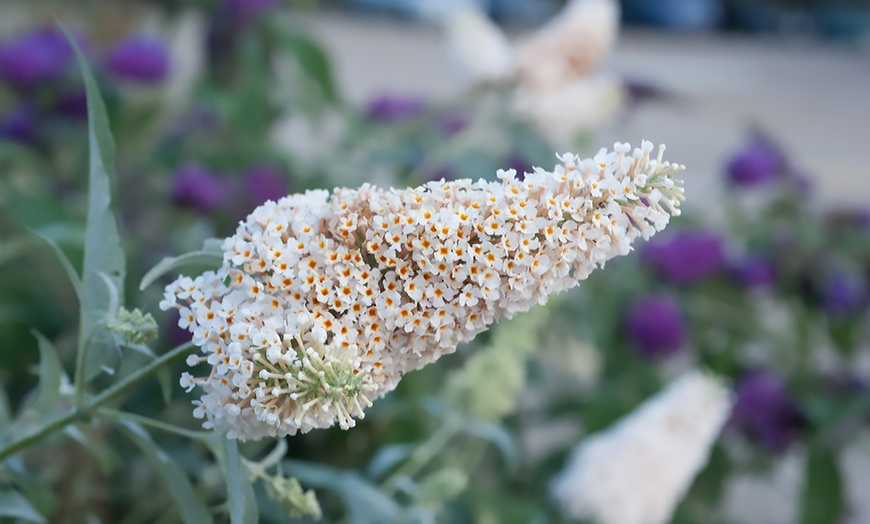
821;271;866;317
0;105;39;145
437;112;469;135
170;164;228;214
622;76;671;107
732;254;775;290
105;35;170;84
53;89;88;120
505;153;533;181
825;208;870;229
0;27;76;88
643;230;726;285
625;295;686;359
731;371;805;453
246;165;289;206
225;0;279;20
726;140;784;187
366;94;427;122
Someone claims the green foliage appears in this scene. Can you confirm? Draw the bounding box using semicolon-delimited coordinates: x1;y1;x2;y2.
66;27;127;383
29;331;66;414
0;490;46;523
800;444;845;524
444;306;550;421
0;5;867;524
139;238;223;291
216;437;260;524
116;421;215;524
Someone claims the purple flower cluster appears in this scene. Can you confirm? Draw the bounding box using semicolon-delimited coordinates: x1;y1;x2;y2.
245;165;289;207
170;165;228;214
643;230;726;285
0;27;76;89
0;105;39;145
820;271;867;317
170;163;291;216
731;254;776;290
365;94;427;122
625;295;686;359
726;139;784;188
730;371;804;453
105;35;170;84
225;0;279;20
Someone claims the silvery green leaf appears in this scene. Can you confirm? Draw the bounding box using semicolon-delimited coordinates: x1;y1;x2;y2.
0;386;11;428
268;25;338;103
28;228;83;301
283;460;402;524
800;445;844;524
139;238;224;291
0;490;46;523
461;420;519;474
211;436;258;524
64;26;126;382
116;421;214;524
366;443;414;480
30;331;65;413
339;472;402;524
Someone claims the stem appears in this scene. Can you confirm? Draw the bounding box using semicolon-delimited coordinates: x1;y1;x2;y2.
97;408;208;441
382;416;461;496
74;321;103;407
88;341;194;407
0;341;195;461
0;411;78;462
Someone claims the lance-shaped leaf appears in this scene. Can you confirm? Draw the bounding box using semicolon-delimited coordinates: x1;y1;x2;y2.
116;421;214;524
30;331;66;413
140;238;223;291
0;490;46;523
28;228;83;302
800;444;845;524
208;436;259;524
283;460;402;524
65;27;126;381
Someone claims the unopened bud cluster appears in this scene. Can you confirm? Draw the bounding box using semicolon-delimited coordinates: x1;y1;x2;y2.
161;141;685;440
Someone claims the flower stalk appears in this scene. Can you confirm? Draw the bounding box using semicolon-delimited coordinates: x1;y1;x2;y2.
0;341;196;462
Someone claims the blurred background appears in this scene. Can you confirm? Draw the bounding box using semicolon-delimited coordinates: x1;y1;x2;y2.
1;0;870;523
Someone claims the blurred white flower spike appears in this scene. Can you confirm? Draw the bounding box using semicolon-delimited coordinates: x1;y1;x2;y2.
515;0;621;87
443;0;625;145
551;370;731;524
162;142;685;440
443;6;514;87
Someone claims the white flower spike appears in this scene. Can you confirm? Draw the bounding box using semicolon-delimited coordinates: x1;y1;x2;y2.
162;142;685;440
551;370;731;524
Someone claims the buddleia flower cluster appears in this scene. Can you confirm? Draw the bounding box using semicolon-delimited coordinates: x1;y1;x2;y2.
551;370;731;524
161;141;685;440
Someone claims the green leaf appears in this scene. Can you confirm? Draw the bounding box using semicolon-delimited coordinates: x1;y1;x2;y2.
461;420;519;474
367;443;414;480
64;26;126;382
0;490;46;523
28;228;83;302
800;445;844;524
0;387;11;428
116;421;214;524
211;436;258;524
30;331;65;413
139;238;223;291
283;460;401;524
269;27;338;103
